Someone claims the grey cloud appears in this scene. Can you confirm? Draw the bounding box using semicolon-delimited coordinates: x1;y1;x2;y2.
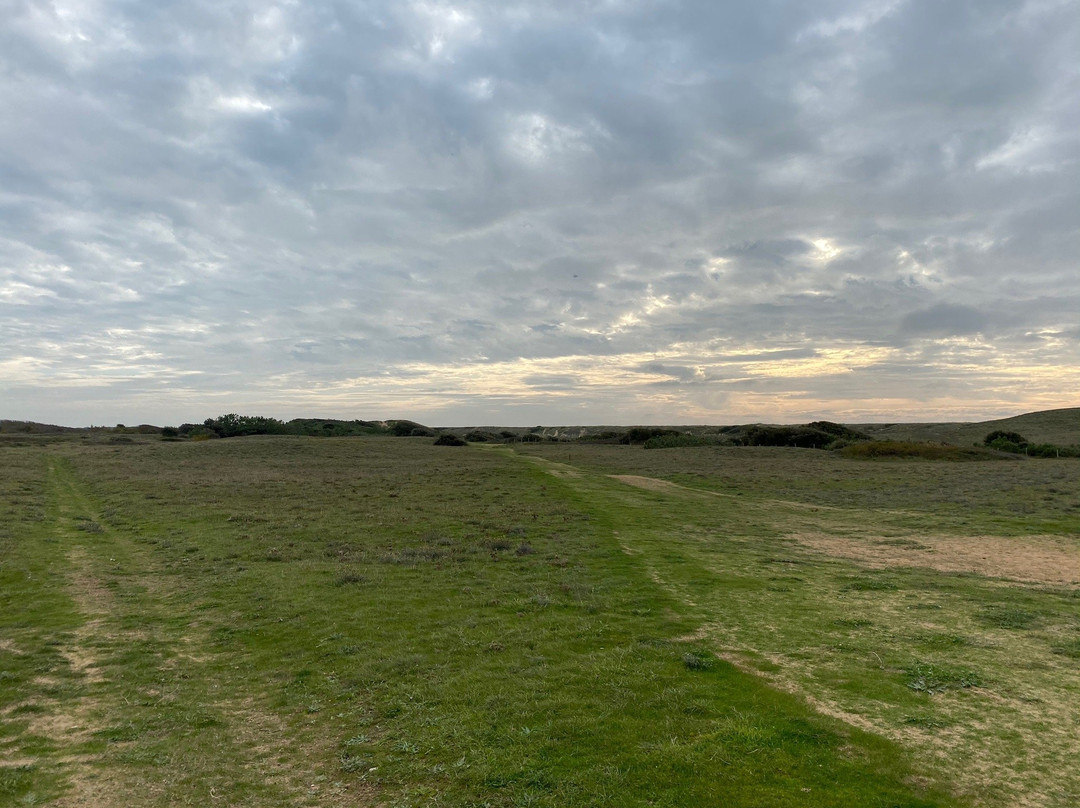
1;0;1078;425
522;374;581;391
900;304;989;337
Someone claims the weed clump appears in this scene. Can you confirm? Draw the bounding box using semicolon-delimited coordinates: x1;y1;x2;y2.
833;618;873;628
1050;638;1080;659
902;715;950;728
904;662;982;694
334;572;367;586
977;607;1039;630
339;753;371;773
682;650;716;671
841;576;899;592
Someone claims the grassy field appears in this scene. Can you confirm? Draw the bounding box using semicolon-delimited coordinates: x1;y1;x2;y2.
1;436;1077;806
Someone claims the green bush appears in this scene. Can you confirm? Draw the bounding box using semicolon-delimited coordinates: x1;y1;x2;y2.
624;427;680;444
203;414;286;438
982;430;1079;457
433;434;466;447
841;441;1000;461
574;431;627;444
742;425;836;449
984;430;1028;447
388;420;429;437
807;421;870;441
644;434;712;449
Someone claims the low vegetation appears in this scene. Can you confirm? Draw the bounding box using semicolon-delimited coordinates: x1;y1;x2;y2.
3;408;1079;805
0;435;993;807
841;441;1003;461
982;430;1080;458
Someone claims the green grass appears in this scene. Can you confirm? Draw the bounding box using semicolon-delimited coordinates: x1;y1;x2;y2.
2;435;1077;806
517;442;1080;807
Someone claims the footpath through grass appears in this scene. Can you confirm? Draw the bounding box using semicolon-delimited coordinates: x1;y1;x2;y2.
0;436;967;806
518;442;1080;807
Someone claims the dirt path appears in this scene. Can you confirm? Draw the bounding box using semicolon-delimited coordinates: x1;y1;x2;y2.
26;460;362;807
531;459;1080;807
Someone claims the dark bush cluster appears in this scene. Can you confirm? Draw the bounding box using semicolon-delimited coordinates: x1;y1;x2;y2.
388;420;428;437
623;427;680;444
574;430;626;444
740;425;841;449
841;441;998;461
433;434;467;446
983;430;1079;458
285;418;387;437
202;414;287;437
643;434;712;449
179;415;438;440
807;421;870;441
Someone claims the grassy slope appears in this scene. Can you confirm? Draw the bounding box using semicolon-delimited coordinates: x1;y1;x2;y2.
853;407;1080;447
0;437;962;807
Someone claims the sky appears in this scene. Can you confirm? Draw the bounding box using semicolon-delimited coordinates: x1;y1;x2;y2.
1;0;1078;427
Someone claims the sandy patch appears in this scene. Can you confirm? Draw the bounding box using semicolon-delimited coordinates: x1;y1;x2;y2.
527;456;582;478
793;532;1080;587
222;696;375;807
610;475;682;492
66;550;113;616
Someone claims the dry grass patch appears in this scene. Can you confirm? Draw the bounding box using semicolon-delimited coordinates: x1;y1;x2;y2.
793;531;1080;587
610;474;685;492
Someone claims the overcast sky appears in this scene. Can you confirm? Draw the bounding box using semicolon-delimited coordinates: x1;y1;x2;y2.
2;0;1078;427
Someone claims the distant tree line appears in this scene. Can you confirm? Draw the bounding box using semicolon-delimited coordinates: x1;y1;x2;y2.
170;415;430;439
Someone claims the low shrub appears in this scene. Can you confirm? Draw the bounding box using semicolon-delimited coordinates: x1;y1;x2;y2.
682;650;716;671
807;421;870;441
644;434;712;449
203;414;286;438
981;430;1080;457
388;420;428;437
624;427;680;444
841;441;1000;461
984;430;1028;447
741;425;837;449
433;434;466;447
